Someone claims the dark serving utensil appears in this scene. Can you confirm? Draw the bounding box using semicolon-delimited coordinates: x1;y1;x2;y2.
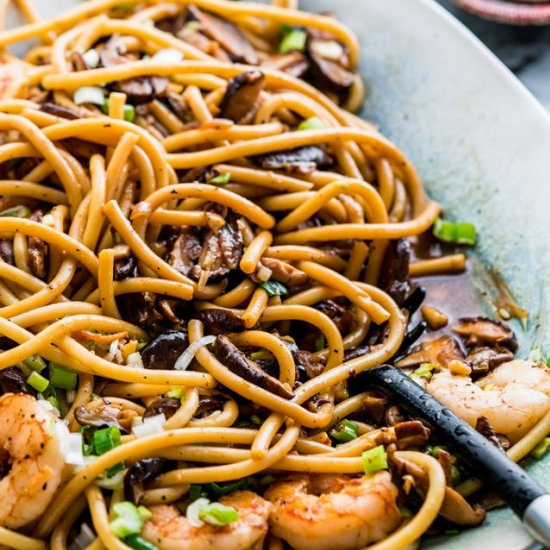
361;365;550;548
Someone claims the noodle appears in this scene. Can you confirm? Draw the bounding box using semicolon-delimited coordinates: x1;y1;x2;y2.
0;1;544;549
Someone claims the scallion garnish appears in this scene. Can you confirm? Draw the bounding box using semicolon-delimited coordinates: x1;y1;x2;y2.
124;535;159;550
361;445;388;474
24;354;47;372
279;27;307;54
92;426;121;455
109;502;151;539
330;419;359;443
410;362;438;381
531;437;550;460
433;217;477;246
27;371;49;393
314;335;326;351
260;280;288;297
207;172;232;185
297;116;326;131
0;205;31;218
101;99;136;122
49;363;78;390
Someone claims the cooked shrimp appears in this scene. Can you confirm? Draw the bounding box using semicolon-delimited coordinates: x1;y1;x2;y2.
264;472;402;550
0;393;65;529
141;490;271;550
427;359;550;442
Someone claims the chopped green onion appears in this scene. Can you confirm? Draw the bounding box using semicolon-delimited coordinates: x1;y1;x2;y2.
24;354;47;372
167;387;183;399
531;437;550;460
112;2;135;12
106;461;126;477
399;506;413;518
314;335;326;351
279;23;293;35
0;205;31;218
451;465;461;486
482;383;495;392
109;502;150;539
49;363;77;390
426;445;446;458
361;445;388;474
202;480;249;496
207;172;232;185
47;395;61;410
260;280;288;297
184;20;201;32
188;485;205;502
199;502;239;526
102;99;135;122
298;116;326;131
95;467;127;489
27;371;49;393
249;350;273;362
124;535;159;550
251;414;262;425
258;474;277;486
411;362;438;381
433;218;477;246
330;419;359;443
279;28;307;54
93;426;121;455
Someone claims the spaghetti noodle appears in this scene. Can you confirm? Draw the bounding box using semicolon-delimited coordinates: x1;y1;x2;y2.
0;0;547;549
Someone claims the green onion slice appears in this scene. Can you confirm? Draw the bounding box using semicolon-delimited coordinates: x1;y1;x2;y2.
297;116;326;131
433;217;477;246
260;280;288;297
27;371;49;393
279;28;307;54
361;445;388;474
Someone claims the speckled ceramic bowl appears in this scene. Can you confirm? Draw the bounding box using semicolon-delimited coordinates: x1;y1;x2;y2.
451;0;550;25
7;0;550;547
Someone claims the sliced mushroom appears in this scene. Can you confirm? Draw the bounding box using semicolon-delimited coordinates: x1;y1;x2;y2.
395;336;464;369
393;420;431;450
295;349;325;379
113;255;138;281
27;236;48;279
389;447;485;526
316;299;356;335
475;416;505;452
379;238;412;307
219;70;265;124
306;30;354;95
344;344;371;362
75;400;138;432
261;257;309;287
167;230;202;278
195;308;246;335
186;4;258;65
261;52;309;79
0;367;34;395
214;334;293;399
40;103;81;120
361;393;388;423
465;346;515;377
116;292;165;330
124;458;167;504
0;239;14;265
143;397;181;419
254;145;334;174
139;329;188;370
453;317;517;351
384;405;406;427
99;36;168;104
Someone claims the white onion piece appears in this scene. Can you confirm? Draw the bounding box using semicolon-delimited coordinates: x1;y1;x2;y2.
38;399;60;417
311;40;344;61
82;49;100;68
56;423;85;465
132;413;166;438
68;523;96;550
174;335;216;371
107;339;123;364
74;86;105;105
152;48;184;64
127;351;144;369
94;468;127;489
186;497;209;527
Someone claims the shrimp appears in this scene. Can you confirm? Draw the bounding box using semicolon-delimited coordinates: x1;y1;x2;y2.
0;393;65;529
264;472;402;550
141;490;271;550
427;359;550;442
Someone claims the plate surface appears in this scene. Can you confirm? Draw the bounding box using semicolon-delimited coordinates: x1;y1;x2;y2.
7;0;550;547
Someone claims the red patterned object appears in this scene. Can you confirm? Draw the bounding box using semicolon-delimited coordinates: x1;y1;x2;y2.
452;0;550;24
